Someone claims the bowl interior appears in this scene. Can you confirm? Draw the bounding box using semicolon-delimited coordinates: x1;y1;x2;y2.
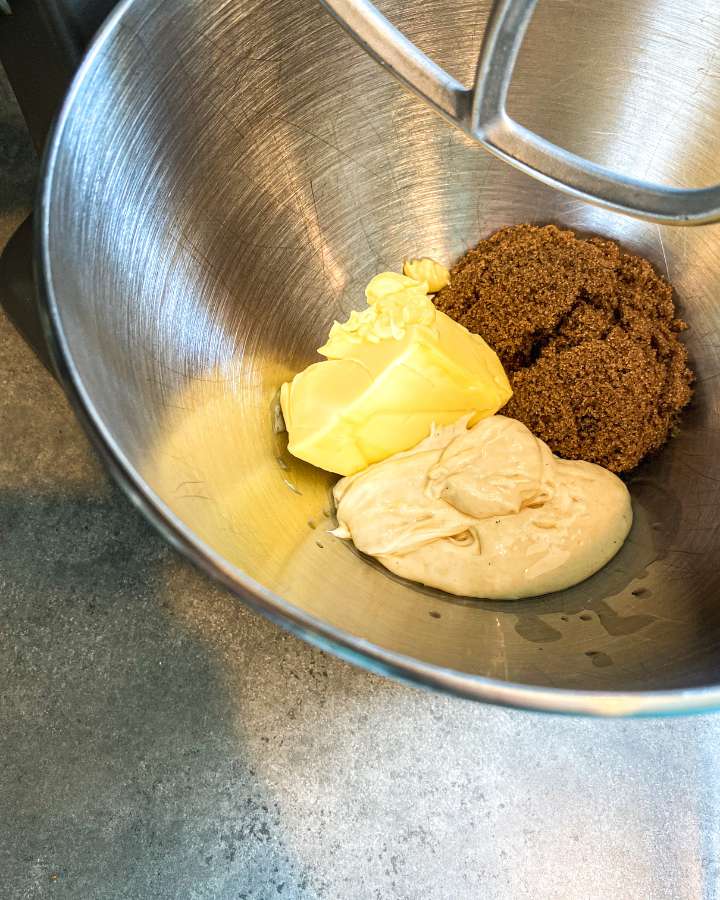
43;0;720;696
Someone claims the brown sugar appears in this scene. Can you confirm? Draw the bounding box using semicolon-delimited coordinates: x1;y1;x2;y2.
434;224;693;473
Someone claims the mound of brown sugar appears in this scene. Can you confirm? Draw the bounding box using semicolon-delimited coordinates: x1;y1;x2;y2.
434;224;693;473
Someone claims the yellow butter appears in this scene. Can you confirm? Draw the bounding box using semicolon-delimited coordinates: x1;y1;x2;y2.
280;271;512;476
403;257;450;293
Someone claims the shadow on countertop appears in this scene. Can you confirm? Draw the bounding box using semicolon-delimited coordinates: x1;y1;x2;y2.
0;61;36;247
0;303;331;898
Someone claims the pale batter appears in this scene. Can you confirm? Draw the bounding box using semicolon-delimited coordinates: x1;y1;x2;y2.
332;416;632;600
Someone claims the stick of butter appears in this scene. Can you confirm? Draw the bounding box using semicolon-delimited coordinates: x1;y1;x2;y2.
280;269;512;476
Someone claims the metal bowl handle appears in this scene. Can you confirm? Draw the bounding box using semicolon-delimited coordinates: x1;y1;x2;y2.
319;0;720;225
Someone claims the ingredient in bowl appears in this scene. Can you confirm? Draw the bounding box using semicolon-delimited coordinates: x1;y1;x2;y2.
402;257;450;292
333;415;632;600
281;270;512;476
434;224;693;472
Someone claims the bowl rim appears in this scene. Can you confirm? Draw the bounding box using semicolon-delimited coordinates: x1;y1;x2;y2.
35;0;720;718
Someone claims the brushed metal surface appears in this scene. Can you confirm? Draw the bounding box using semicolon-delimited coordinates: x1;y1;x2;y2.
320;0;720;222
38;0;720;713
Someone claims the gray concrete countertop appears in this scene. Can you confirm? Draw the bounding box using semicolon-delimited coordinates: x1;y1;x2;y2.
3;68;720;900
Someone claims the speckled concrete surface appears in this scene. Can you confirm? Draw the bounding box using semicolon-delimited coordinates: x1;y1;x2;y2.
3;66;720;900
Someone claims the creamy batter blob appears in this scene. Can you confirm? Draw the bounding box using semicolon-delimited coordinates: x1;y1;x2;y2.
332;415;632;599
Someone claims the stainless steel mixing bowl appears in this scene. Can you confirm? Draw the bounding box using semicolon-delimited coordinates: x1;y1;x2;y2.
38;0;720;715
